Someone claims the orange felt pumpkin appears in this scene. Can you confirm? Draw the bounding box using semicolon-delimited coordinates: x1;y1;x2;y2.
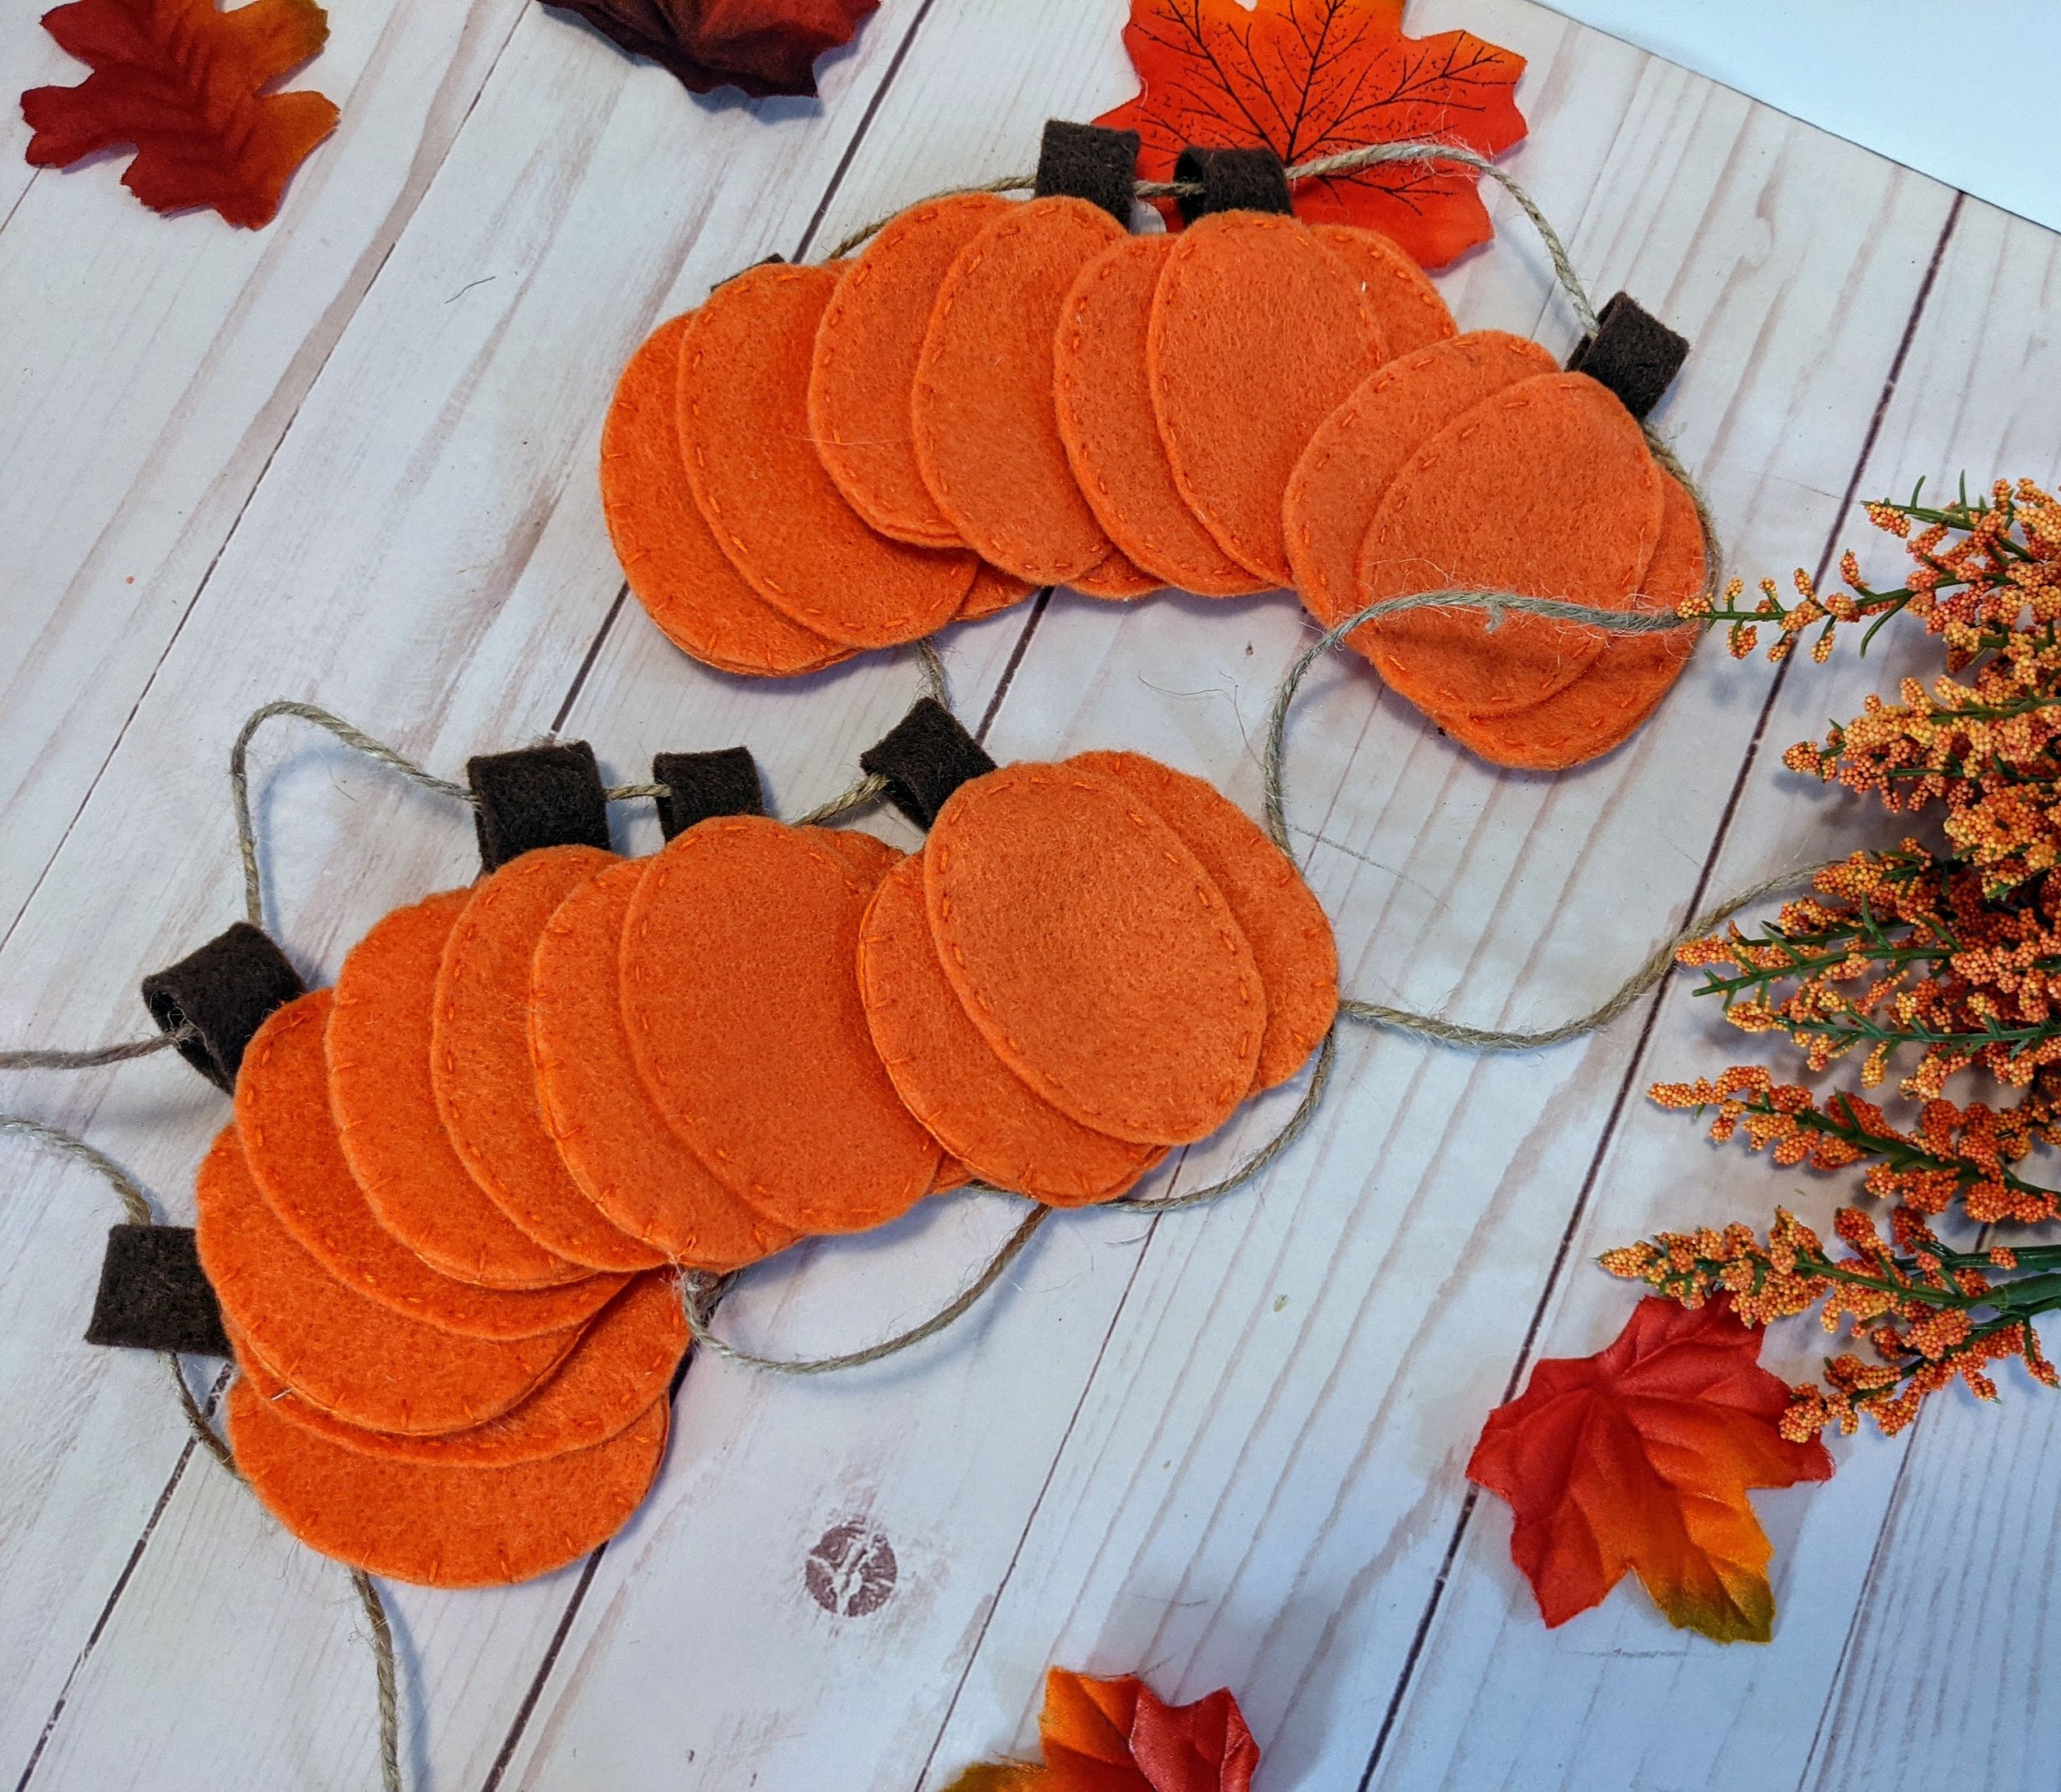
856;731;1338;1195
595;185;1700;770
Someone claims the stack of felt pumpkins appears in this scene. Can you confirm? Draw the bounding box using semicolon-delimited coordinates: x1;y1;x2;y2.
198;708;1335;1587
600;122;1705;772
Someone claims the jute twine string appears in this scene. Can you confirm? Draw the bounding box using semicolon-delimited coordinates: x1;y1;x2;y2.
824;140;1587;300
231;642;947;929
681;609;1823;1373
0;1117;402;1791
0;1029;188;1071
680;1201;1051;1375
0;137;1738;1790
689;134;1744;1369
55;122;1744;1377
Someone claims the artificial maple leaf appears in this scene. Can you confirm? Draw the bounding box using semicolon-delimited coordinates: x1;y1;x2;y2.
21;0;339;228
940;1668;1259;1792
1468;1296;1835;1643
540;0;878;99
1093;0;1526;268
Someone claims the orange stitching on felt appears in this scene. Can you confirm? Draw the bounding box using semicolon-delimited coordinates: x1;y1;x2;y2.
924;764;1264;1143
1359;373;1662;716
1150;212;1385;586
679;265;973;646
909;197;1122;583
855;853;1159;1204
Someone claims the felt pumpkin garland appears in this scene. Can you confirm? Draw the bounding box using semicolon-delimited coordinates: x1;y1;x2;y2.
31;692;1335;1596
4;618;1839;1770
600;122;1708;774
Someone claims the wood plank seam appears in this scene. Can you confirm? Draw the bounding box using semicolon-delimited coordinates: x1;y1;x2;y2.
791;0;948;258
973;591;1055;741
1789;1444;1929;1791
1349;187;1971;1792
9;1366;230;1792
905;1212;1167;1791
0;0;542;959
477;1550;609;1792
538;0;1044;799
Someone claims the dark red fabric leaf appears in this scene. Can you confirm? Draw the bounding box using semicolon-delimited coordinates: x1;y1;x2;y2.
22;0;339;228
542;0;878;98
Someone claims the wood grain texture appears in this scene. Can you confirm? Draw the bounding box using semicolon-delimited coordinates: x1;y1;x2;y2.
1795;196;2061;1792
0;0;528;929
0;2;1035;1783
1368;192;2028;1792
0;0;2052;1786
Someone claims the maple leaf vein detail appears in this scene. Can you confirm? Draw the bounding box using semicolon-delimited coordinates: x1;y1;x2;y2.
1094;0;1528;267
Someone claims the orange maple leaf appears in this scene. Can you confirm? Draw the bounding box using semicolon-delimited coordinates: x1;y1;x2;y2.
21;0;340;228
1092;0;1526;268
1468;1296;1835;1643
941;1667;1259;1792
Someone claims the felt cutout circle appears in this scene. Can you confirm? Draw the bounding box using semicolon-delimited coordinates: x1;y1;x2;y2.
1067;751;1337;1092
1356;370;1665;717
925;762;1266;1146
1433;476;1705;770
227;1377;668;1590
530;858;799;1270
331;890;587;1290
621;815;941;1234
1312;223;1459;362
237;1270;686;1467
679;262;977;650
196;1127;582;1436
601;314;850;679
1053;233;1266;599
857;853;1162;1205
1148;211;1387;587
911;195;1128;585
1068;547;1162;601
807;825;901;887
957;562;1039;621
928;1155;974;1195
434;846;666;1274
237;991;623;1339
1285;330;1559;629
807;192;1013;547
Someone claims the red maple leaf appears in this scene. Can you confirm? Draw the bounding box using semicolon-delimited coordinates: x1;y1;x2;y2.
21;0;339;228
1468;1296;1835;1643
1093;0;1526;268
941;1667;1258;1792
539;0;879;99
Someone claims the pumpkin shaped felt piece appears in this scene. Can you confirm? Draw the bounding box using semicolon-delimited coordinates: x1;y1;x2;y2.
679;261;979;650
200;755;801;1587
620;813;944;1235
202;1108;683;1584
596;122;1704;771
856;713;1338;1199
1287;321;1702;770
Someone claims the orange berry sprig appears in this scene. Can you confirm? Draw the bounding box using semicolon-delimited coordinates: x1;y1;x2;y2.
1603;1206;2061;1439
1681;477;2061;667
1616;477;2061;1444
1650;1065;2061;1225
1675;848;2061;1097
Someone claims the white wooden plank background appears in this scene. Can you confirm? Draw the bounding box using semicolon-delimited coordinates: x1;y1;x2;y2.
0;0;2050;1786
